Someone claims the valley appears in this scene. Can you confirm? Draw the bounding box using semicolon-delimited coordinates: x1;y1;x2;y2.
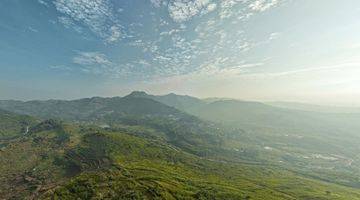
0;92;360;199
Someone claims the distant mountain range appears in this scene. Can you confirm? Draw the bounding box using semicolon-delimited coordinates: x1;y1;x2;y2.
268;101;360;113
127;91;206;112
0;92;192;122
2;91;360;139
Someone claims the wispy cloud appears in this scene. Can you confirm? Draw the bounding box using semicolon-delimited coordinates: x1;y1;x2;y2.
51;0;287;79
268;32;281;40
150;0;164;7
218;0;284;20
196;59;264;76
28;26;39;33
152;0;217;22
54;0;124;43
249;0;280;12
218;0;246;19
72;51;154;79
243;61;360;77
73;52;112;66
140;0;285;79
58;16;83;33
72;51;121;76
37;0;49;7
49;65;73;71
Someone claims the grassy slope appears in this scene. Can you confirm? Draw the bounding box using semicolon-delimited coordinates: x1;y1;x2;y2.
0;120;81;199
1;120;360;199
0;109;38;139
46;129;360;200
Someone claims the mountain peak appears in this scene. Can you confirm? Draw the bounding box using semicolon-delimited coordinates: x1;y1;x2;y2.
126;91;149;98
166;92;177;96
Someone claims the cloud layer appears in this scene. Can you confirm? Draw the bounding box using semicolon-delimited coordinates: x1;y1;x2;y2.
167;0;217;22
54;0;124;43
46;0;286;79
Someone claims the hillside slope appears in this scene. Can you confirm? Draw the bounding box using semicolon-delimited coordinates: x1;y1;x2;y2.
1;119;360;200
119;93;360;189
2;93;360;199
0;109;38;139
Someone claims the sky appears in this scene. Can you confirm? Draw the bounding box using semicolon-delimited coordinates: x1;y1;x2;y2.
0;0;360;106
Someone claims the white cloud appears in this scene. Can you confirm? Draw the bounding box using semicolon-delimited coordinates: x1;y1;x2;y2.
218;0;242;19
28;26;39;33
146;0;286;79
49;65;73;71
59;0;287;80
135;59;151;66
107;25;122;43
73;52;112;66
167;0;217;22
160;28;181;36
38;0;49;6
196;57;264;76
150;0;164;7
218;0;283;20
206;3;217;12
249;0;280;12
54;0;124;43
58;16;83;33
243;61;360;77
269;32;281;40
58;16;73;28
72;51;124;77
72;52;153;78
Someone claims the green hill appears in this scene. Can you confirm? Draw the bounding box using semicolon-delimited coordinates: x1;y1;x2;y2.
0;109;38;140
1;92;360;199
1;119;360;199
111;93;360;189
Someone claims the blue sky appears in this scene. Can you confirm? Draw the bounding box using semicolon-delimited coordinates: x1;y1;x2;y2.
0;0;360;105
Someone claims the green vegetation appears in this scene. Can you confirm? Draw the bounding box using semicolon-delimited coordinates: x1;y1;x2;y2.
1;93;360;199
0;109;37;139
